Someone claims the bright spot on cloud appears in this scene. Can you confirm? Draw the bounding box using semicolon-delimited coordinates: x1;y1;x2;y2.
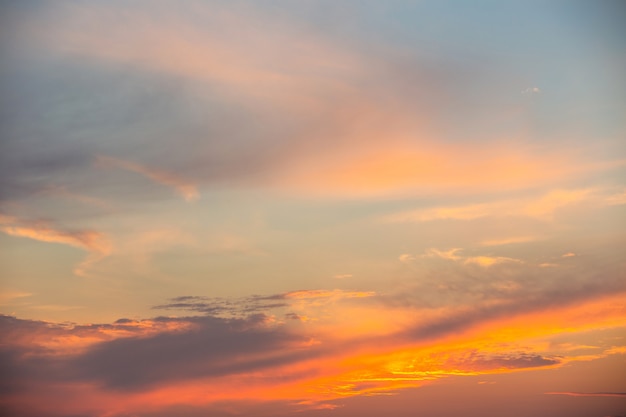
417;248;522;267
480;236;542;246
398;254;416;263
522;86;542;95
334;274;353;279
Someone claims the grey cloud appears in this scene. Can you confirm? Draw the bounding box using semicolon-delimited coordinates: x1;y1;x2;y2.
72;314;317;390
152;294;290;317
0;313;321;396
451;351;561;370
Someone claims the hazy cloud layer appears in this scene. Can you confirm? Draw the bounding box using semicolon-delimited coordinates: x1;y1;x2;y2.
1;1;624;416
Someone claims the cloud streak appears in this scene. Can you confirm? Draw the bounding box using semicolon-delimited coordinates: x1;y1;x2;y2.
0;214;111;277
419;247;522;267
153;289;376;318
385;188;597;222
545;392;626;398
95;155;199;202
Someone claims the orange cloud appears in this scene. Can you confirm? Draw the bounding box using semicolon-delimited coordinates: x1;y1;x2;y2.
0;214;111;277
0;291;32;304
0;214;109;253
2;290;625;415
419;247;522;267
480;236;543;246
386;188;600;222
277;143;590;198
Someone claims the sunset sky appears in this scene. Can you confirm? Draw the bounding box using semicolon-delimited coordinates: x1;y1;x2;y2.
1;1;625;416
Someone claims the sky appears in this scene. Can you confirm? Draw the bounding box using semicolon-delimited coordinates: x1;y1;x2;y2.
0;1;625;416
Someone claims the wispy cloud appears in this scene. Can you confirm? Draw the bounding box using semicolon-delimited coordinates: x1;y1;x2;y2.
480;236;543;246
40;185;111;210
0;291;32;304
385;189;595;222
334;274;353;279
12;2;615;199
95;155;199;202
605;190;626;206
153;289;376;319
281;289;376;300
0;214;111;277
0;214;109;253
420;248;522;267
545;392;626;398
29;304;84;312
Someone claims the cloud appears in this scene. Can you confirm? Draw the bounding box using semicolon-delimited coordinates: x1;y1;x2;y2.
445;350;561;372
29;304;84;312
7;1;613;200
0;313;325;416
334;274;353;279
32;1;361;103
95;155;199;202
39;185;112;210
152;295;289;318
276;144;590;198
71;314;316;391
420;248;522;267
522;86;542;95
153;289;376;318
0;214;111;277
397;285;626;343
281;289;376;300
0;291;32;304
480;236;543;246
398;254;416;263
605;190;626;206
545;392;626;398
2;286;626;416
0;214;108;253
385;188;595;222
